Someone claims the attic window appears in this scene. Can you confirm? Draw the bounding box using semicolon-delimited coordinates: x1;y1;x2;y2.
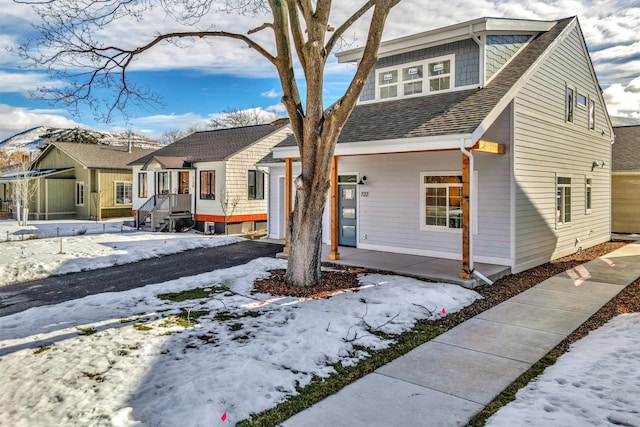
375;55;454;101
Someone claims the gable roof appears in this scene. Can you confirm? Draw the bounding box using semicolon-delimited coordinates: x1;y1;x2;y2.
130;123;289;166
613;126;640;172
35;142;156;170
275;17;574;153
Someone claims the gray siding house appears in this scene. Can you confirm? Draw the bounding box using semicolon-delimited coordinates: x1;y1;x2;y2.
265;17;613;276
612;125;640;233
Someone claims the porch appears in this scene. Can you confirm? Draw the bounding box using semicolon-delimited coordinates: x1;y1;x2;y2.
268;241;511;288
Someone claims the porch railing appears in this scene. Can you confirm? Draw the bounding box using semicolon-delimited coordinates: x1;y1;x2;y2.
137;193;191;231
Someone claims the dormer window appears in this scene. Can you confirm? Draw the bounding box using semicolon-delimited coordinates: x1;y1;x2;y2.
428;59;451;91
375;55;455;101
378;70;398;99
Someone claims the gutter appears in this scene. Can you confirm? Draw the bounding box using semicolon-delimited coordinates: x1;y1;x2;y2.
460;139;494;285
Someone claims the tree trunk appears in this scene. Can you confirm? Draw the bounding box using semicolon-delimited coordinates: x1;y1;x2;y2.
285;159;331;287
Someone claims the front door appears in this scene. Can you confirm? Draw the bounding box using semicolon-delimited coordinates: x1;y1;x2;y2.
178;171;189;194
338;184;357;247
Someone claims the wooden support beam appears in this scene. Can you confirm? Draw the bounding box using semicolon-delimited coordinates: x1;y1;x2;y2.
473;139;506;154
329;155;340;261
460;153;472;279
283;158;292;254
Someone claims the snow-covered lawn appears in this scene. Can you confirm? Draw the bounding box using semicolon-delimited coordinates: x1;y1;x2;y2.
0;219;243;286
0;257;481;426
487;313;640;426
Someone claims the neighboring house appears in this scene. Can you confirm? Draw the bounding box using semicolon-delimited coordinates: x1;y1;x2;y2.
129;122;291;234
612;125;640;233
265;17;613;277
0;142;157;220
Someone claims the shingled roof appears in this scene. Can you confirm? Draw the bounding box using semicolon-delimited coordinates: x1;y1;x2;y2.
613;126;640;172
130;123;288;166
276;17;572;148
38;142;156;170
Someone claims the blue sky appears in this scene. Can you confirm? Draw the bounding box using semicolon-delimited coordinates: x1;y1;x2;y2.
0;0;638;142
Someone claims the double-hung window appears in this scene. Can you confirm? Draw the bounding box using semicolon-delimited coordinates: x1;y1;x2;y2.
115;182;132;205
378;70;398;99
421;174;462;230
248;170;265;200
75;182;84;206
427;58;452;92
376;55;454;100
556;176;572;226
200;170;215;200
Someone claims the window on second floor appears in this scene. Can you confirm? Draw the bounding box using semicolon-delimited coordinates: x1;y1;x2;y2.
248;170;265;200
589;99;596;130
376;55;454;101
566;86;574;123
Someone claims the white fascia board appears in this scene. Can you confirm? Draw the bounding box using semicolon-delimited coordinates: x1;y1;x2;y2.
271;133;474;159
336;17;556;63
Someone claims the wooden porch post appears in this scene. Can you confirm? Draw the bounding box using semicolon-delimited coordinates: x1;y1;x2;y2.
283;158;292;254
460;153;472;279
329;155;340;260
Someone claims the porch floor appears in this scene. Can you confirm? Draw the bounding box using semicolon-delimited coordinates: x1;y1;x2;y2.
267;240;511;288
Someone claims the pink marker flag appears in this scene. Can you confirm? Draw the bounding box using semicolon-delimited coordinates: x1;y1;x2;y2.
221;412;227;422
441;307;446;315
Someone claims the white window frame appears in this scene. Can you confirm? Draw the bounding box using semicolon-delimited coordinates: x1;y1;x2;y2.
138;172;147;198
566;85;575;123
585;176;592;214
588;99;596;130
115;182;133;205
420;171;463;233
576;92;587;108
75;181;84;206
375;55;455;101
556;175;572;227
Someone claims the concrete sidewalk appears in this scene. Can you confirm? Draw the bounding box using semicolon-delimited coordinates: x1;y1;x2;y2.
282;242;640;426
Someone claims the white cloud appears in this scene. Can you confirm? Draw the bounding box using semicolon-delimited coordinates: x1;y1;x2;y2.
266;103;287;114
261;89;280;98
603;76;640;118
0;104;84;141
0;71;66;95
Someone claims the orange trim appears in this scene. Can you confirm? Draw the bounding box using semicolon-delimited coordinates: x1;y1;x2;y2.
131;210;137;216
195;214;267;223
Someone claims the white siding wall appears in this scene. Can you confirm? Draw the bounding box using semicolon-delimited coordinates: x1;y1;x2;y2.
195;161;226;216
225;130;292;217
337;150;511;264
512;24;612;272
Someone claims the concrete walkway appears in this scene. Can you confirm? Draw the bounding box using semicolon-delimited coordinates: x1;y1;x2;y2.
282;241;640;426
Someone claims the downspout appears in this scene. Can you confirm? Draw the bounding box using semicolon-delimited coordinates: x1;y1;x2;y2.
460;139;494;285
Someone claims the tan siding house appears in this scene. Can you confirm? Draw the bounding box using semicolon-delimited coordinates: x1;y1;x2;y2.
24;142;156;220
266;16;613;282
612;126;640;233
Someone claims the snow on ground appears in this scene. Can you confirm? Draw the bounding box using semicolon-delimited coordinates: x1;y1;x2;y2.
487;313;640;427
0;219;243;286
0;255;481;426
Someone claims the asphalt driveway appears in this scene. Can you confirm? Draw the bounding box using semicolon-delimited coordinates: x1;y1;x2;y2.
0;240;282;318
